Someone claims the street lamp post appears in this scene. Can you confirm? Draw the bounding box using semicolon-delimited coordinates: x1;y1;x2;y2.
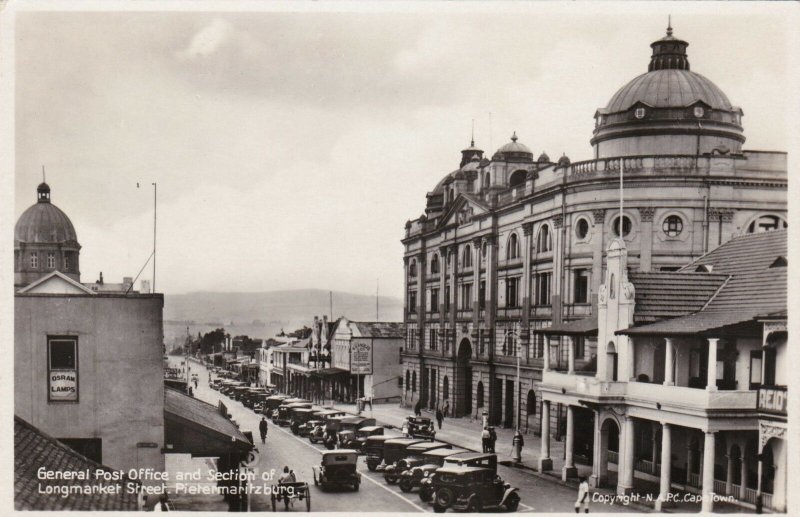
512;336;522;463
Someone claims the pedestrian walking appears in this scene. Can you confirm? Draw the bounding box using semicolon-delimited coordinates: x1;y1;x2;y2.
481;427;491;453
414;399;422;417
435;408;443;430
443;400;450;418
488;426;497;453
575;477;590;513
259;416;268;444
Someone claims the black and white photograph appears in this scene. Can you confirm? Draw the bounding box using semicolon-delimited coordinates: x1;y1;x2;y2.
2;1;796;513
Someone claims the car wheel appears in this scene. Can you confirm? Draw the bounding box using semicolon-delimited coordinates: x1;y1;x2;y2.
504;493;520;512
435;487;455;508
385;474;398;485
466;496;482;513
367;461;378;472
419;488;432;503
309;437;317;444
399;478;413;493
433;504;447;513
306;490;311;512
353;482;360;492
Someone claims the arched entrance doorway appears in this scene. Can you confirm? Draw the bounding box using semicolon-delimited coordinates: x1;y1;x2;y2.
455;339;473;417
595;417;620;488
525;390;536;432
476;381;485;413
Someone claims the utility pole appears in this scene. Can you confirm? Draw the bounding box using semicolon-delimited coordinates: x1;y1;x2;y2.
152;182;157;293
376;279;379;321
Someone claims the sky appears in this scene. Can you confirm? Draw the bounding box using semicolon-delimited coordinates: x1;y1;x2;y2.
8;2;796;298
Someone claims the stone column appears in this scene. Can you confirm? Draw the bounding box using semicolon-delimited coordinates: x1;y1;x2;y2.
701;431;716;513
567;336;575;374
439;247;447;318
707;338;719;391
472;238;481;327
686;443;695;485
543;336;551;371
590;209;606;298
726;450;735;495
522;222;533;330
740;454;748;498
551;214;564;325
617;416;635;495
639;207;654;272
664;337;675;386
655;423;672;511
538;400;553;472
562;405;577;480
590;411;605;488
449;244;459;356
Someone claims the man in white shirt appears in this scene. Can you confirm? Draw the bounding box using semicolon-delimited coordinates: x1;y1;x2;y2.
575;477;590;513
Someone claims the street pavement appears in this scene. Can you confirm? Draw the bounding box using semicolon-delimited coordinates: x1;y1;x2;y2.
170;358;644;513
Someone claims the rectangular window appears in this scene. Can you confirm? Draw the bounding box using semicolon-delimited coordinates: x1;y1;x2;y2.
574;336;585;359
48;337;78;402
573;269;589;304
64;254;71;270
408;291;417;313
535;273;552;306
30;252;38;269
431;288;439;311
461;284;472;310
479;281;486;310
47;252;56;269
429;328;438;351
506;277;519;308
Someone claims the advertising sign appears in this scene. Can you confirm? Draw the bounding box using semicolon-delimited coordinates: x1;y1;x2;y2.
350;341;372;375
49;370;78;401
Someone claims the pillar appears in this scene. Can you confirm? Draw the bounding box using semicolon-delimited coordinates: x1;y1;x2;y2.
562;405;577;480
701;431;716;512
664;337;674;386
590;411;605;488
617;416;635;495
655;423;672;511
725;450;735;496
687;443;695;485
740;453;748;498
567;336;575;374
707;338;719;391
538;400;552;472
543;337;551;371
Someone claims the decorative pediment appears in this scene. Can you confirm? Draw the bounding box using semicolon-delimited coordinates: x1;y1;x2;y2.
17;270;95;295
437;195;489;229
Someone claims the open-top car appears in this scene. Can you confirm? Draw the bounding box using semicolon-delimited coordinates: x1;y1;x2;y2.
274;402;312;426
420;453;498;504
312;450;361;491
370;438;424;473
383;441;451;484
349;425;384;452
429;465;520;513
406;416;436;440
336;417;377;449
364;435;393;471
398;448;469;495
290;408;317;436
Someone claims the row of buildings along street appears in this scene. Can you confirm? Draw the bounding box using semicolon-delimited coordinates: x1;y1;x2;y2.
12;21;787;513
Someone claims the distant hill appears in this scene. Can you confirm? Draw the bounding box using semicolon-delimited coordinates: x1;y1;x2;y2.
163;289;403;348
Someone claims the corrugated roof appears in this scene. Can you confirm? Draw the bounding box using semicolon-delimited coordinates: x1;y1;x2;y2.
165;388;250;446
682;229;787;275
14;416;140;511
703;269;786;314
353;321;405;339
629;271;728;323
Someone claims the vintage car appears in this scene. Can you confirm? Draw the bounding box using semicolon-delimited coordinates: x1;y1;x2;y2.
242;388;269;408
349;425;384;452
420;453;498;504
364;435;394;471
406;416;436;440
398;448;469;494
231;385;252;401
290;408;318;436
219;380;245;396
210;379;224;390
336;417;377;449
251;393;273;413
262;395;291;416
383;441;451;484
369;438;425;473
305;420;327;443
430;465;520;513
312;450;361;491
274;402;312;426
270;480;311;512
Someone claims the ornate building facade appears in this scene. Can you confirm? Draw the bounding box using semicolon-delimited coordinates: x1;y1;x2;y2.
399;24;787;448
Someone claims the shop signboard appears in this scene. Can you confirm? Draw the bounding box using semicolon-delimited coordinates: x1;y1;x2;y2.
49;369;78;401
350;341;372;375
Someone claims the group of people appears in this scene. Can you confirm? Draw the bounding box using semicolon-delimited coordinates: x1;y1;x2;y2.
414;399;450;430
480;426;498;453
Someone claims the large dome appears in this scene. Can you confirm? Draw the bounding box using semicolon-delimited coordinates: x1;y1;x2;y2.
605;69;733;113
15;183;78;244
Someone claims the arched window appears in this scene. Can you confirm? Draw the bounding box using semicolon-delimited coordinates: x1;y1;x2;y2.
537;225;552;252
481;241;488;259
406;370;411;392
476;381;485;409
430;254;440;275
412;371;417;393
609;273;615;299
575;218;590;240
509;170;527;188
409;259;417;277
612;215;632;237
463;245;472;267
507;233;519;260
748;215;787;233
443;376;449;400
449;187;455;203
484;173;491;189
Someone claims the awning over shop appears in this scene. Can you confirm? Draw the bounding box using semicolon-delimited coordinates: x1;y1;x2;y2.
533;315;598;336
165;388;252;457
310;367;349;378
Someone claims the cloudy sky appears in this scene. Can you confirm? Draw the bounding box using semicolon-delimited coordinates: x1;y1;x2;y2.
9;3;795;297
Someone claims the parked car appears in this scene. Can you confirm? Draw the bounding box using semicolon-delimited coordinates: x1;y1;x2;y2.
430;465;520;513
364;435;394;471
336;417;377;449
274;402;312;426
262;395;291;416
398;448;469;494
405;416;437;440
290;408;318;436
350;425;385;452
312;450;361;491
383;441;451;484
420;453;498;504
371;438;424;474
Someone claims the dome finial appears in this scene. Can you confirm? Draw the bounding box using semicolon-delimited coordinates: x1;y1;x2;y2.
667;15;672;37
511;131;518;143
471;118;475;147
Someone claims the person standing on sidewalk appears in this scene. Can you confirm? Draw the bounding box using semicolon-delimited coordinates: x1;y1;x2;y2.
414;399;422;417
488;426;497;453
435;408;443;430
481;427;491;453
443;400;450;418
575;477;590;513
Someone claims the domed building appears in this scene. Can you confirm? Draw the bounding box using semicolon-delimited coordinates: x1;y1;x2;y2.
14;182;81;287
400;25;786;509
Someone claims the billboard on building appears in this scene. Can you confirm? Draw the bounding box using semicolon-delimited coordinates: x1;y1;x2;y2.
350;341;372;374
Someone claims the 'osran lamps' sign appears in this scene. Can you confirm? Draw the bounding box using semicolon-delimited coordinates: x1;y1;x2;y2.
350;342;372;375
49;370;77;401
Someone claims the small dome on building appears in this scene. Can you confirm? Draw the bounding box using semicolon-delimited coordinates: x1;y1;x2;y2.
15;186;78;244
537;152;550;163
557;154;571;167
493;132;534;163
